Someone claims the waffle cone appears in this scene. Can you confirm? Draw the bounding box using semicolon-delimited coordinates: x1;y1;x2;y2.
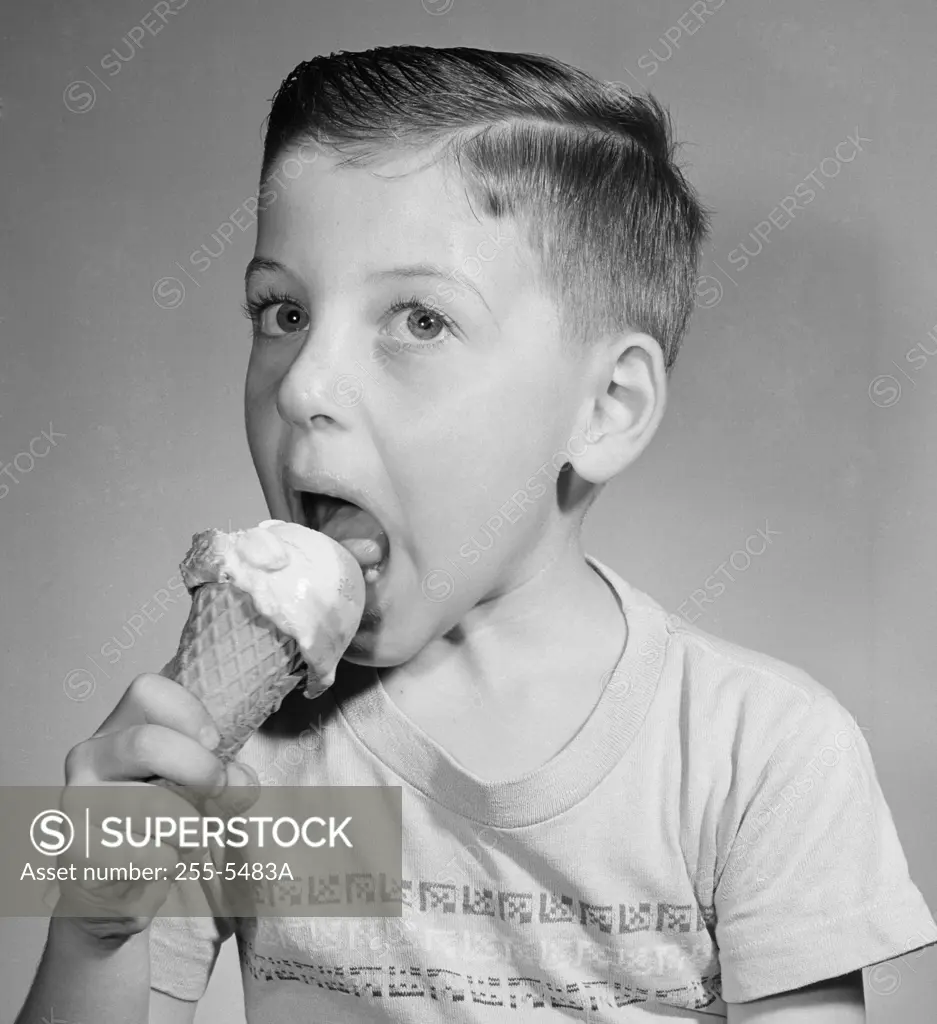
162;582;306;763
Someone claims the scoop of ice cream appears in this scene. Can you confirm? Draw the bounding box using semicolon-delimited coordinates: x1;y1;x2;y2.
180;519;365;695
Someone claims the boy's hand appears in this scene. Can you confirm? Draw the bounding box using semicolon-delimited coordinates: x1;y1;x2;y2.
57;672;259;944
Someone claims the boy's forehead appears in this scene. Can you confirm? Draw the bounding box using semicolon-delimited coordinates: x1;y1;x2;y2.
256;148;533;294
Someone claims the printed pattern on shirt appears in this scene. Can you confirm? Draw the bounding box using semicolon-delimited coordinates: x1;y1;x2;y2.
239;871;722;1015
249;873;711;935
242;941;722;1014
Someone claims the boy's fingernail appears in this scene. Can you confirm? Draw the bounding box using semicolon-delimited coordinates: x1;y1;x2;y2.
226;788;258;813
232;792;258;813
199;724;221;750
226;765;260;809
228;763;258;790
208;769;227;798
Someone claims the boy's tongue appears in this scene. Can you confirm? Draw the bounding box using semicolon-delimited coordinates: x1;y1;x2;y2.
315;497;388;568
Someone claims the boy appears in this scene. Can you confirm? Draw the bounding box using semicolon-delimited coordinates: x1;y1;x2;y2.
17;45;936;1023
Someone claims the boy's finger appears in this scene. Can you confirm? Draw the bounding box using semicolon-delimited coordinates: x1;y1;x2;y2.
210;761;262;816
95;673;221;749
75;725;226;796
62;779;208;830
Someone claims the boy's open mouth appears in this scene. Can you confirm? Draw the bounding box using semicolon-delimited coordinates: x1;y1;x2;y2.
299;491;390;585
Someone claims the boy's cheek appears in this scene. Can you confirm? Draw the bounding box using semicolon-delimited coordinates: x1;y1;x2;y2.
244;393;287;460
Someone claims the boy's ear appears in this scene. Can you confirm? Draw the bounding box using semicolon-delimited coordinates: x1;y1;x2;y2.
568;331;667;485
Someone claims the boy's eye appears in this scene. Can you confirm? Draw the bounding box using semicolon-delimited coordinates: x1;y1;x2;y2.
395;308;445;343
384;298;458;350
241;291;310;337
259;300;309;336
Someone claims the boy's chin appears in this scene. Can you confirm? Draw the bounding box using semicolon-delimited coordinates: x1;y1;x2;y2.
341;644;402;669
339;624;426;672
340;642;378;664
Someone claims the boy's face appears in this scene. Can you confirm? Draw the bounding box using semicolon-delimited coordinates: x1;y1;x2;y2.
244;146;592;666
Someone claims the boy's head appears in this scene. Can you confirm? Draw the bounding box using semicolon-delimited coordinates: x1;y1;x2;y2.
243;45;708;665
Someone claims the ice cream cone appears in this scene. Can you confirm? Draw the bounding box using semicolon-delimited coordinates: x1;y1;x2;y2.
161;582;307;763
161;520;366;763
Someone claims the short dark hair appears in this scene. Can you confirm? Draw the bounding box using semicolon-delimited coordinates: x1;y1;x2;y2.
260;45;710;373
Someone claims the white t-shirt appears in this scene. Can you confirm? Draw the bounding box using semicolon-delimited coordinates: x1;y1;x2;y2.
149;555;937;1020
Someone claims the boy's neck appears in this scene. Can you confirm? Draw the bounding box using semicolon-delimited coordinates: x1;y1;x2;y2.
382;537;627;704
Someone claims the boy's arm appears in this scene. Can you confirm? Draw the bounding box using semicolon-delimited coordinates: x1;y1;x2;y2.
14;917;155;1024
15;918;200;1024
726;970;865;1022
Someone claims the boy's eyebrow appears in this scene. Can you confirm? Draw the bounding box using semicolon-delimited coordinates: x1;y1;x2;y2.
368;264;491;313
244;257;290;289
244;257;491;313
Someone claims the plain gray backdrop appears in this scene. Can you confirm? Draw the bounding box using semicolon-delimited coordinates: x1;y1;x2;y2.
2;0;935;1019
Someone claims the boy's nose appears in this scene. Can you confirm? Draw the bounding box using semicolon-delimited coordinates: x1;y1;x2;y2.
276;337;362;426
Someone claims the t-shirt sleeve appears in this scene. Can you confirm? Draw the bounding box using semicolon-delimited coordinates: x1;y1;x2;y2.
714;691;937;1003
150;915;235;1000
148;874;237;1001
